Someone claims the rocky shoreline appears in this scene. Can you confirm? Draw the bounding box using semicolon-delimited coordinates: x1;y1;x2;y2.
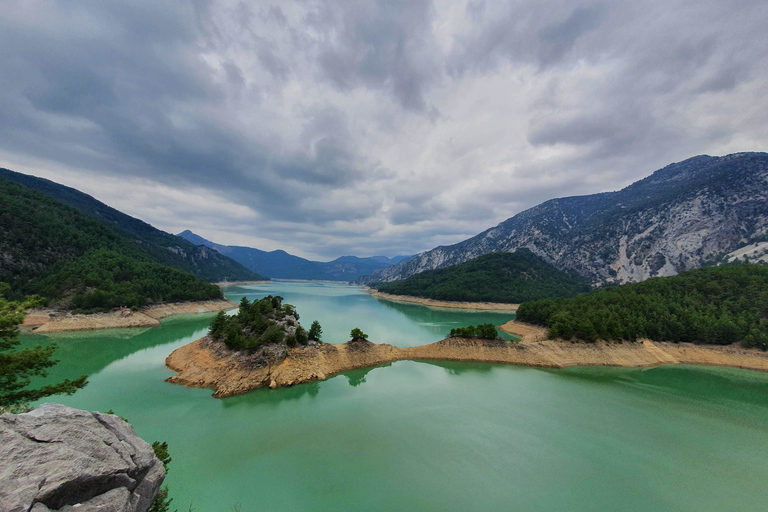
22;300;238;334
165;322;768;398
364;288;519;311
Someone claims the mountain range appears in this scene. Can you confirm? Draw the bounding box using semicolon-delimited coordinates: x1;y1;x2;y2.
363;152;768;286
0;168;262;283
177;230;411;281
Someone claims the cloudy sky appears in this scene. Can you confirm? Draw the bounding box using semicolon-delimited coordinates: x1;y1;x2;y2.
1;1;767;260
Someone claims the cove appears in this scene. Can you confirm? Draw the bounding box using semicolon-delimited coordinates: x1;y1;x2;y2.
18;282;768;511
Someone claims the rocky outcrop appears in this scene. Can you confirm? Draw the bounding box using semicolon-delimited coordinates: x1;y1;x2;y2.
0;404;165;512
363;153;768;286
166;332;768;398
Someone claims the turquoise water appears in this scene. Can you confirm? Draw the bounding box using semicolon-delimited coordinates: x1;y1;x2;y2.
20;282;768;511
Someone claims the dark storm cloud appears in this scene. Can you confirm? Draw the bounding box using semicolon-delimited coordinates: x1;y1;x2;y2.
0;0;767;259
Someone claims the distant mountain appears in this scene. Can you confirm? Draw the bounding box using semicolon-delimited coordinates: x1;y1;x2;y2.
177;230;412;281
363;152;768;286
0;176;223;311
375;250;589;303
0;168;263;283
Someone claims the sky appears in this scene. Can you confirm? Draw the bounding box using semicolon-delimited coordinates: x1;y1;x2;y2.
1;1;767;260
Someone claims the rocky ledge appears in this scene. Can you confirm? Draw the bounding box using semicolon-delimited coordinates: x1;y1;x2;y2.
0;404;165;512
166;325;768;398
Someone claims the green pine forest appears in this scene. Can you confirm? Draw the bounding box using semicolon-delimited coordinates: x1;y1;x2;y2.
516;264;768;349
375;250;590;303
0;177;222;312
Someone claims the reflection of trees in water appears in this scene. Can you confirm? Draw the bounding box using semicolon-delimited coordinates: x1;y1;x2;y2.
375;299;514;339
223;380;322;409
344;363;392;387
20;315;215;385
416;360;495;376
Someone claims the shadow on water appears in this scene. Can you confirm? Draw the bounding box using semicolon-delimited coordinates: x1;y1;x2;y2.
543;364;768;409
18;313;218;384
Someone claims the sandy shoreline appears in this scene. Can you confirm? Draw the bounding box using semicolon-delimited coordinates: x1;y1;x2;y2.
365;288;519;311
23;300;238;334
215;280;271;287
166;324;768;398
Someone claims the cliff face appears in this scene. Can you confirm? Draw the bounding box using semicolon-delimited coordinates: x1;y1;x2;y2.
0;404;165;512
364;153;768;286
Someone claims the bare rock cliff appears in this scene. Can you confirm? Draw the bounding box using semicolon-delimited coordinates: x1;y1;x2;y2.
0;404;165;512
364;152;768;286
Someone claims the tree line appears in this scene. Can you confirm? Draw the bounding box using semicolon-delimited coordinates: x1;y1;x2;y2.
516;264;768;349
375;251;589;303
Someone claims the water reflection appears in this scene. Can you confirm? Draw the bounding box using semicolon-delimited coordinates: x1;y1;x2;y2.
344;363;393;387
416;360;495;376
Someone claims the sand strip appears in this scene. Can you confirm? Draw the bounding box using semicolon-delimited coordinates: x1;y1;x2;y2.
365;288;518;311
25;300;237;334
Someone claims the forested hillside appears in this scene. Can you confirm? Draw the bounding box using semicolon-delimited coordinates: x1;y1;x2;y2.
0;177;222;311
0;168;262;282
516;264;768;348
375;251;589;303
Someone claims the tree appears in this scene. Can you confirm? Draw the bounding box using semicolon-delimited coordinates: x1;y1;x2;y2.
308;320;323;341
149;441;173;512
350;327;368;341
0;284;88;411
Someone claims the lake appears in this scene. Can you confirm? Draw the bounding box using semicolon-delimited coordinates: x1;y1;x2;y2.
20;281;768;511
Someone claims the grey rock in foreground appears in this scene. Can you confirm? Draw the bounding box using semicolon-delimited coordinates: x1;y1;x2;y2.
0;404;165;512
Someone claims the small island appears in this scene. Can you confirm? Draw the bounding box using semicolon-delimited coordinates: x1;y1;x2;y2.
166;292;768;398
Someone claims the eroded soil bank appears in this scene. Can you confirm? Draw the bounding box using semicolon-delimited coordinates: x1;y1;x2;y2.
166;322;768;398
23;300;238;333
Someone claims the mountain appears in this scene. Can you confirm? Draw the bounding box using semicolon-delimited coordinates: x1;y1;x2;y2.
363;152;768;286
0;168;263;283
375;250;590;303
0;176;223;311
177;230;412;281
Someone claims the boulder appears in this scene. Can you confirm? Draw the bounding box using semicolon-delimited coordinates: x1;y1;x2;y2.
0;404;165;512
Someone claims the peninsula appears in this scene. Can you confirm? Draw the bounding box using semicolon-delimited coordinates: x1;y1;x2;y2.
166;319;768;398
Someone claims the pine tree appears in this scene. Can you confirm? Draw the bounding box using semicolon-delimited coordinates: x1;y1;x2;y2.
0;283;87;411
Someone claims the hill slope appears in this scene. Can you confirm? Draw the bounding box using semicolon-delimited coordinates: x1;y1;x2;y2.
375;250;589;303
364;153;768;286
0;177;223;311
0;168;262;282
516;264;768;349
178;230;411;281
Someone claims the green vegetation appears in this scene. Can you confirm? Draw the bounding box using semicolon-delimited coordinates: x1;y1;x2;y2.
0;176;223;311
448;323;500;339
350;328;368;341
149;441;174;512
209;296;310;351
375;250;589;303
0;284;87;412
309;320;323;341
1;168;263;283
516;264;768;348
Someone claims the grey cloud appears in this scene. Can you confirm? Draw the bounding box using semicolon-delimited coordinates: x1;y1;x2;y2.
1;0;767;259
311;0;442;111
